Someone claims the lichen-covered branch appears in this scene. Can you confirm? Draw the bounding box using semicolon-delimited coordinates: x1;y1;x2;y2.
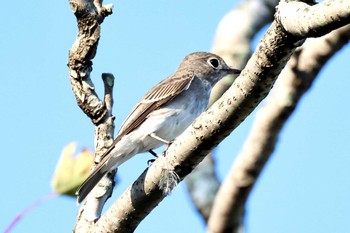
68;0;109;124
207;24;350;233
67;0;115;232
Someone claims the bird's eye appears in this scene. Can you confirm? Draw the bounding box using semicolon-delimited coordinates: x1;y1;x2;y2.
208;58;220;69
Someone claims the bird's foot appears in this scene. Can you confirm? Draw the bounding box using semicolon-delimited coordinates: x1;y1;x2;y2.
148;149;158;157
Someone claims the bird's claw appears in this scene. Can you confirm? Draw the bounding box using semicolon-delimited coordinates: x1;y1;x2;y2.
147;159;156;166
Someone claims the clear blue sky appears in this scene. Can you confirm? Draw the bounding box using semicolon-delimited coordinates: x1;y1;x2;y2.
2;1;350;233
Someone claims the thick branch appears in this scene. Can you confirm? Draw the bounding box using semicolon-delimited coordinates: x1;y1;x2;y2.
279;0;350;37
207;24;350;233
186;0;279;224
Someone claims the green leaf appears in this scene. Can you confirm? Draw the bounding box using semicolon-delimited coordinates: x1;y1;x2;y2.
51;143;94;197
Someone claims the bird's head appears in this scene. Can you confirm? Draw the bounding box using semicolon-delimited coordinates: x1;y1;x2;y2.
178;52;241;85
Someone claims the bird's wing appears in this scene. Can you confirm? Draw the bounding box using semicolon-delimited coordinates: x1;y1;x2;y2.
103;71;195;158
118;72;194;137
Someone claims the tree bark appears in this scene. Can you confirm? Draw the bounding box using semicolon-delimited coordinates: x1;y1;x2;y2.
185;0;279;225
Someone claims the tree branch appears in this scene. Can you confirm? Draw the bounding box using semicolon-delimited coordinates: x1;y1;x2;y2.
68;0;112;124
278;0;350;37
207;24;350;233
185;0;279;224
67;0;115;232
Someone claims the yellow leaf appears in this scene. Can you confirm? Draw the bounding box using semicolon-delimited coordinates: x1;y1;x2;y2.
51;143;94;197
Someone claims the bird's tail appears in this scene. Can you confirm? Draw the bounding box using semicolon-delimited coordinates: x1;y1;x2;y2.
76;138;133;204
76;159;110;204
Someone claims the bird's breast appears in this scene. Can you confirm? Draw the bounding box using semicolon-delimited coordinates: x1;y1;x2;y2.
155;77;212;138
125;77;212;153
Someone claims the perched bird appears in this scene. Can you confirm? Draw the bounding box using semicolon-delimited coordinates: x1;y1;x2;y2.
76;52;241;203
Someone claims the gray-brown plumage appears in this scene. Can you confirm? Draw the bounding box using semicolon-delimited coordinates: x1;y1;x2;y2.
76;52;240;203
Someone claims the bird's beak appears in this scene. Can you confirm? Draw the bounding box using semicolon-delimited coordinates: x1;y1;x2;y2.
226;68;241;75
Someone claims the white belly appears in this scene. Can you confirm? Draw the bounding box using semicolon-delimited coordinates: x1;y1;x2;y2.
130;77;211;152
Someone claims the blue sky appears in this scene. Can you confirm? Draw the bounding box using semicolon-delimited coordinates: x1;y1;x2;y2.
2;1;350;233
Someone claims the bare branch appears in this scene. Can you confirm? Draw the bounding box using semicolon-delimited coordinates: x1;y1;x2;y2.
102;73;115;112
68;0;111;124
186;0;279;223
278;0;350;37
207;24;350;233
67;0;115;232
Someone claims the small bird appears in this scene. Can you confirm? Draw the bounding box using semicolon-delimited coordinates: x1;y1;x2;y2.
76;52;240;203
